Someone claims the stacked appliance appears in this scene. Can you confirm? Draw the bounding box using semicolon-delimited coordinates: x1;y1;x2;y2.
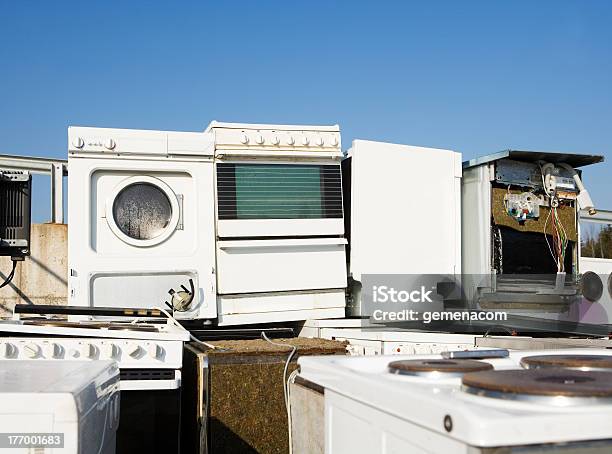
341;140;463;316
295;348;612;453
579;209;612;325
0;305;190;454
0;360;119;454
461;150;604;331
68;122;347;325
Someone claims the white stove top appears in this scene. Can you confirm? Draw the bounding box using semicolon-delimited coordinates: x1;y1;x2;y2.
298;348;612;449
0;318;190;341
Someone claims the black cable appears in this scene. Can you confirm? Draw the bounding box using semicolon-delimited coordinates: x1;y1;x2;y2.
0;260;17;289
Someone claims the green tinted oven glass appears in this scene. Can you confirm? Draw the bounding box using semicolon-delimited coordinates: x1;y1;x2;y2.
217;163;342;220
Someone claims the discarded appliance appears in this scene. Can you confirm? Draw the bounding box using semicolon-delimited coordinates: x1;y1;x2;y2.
0;360;119;454
579;209;612;325
0;169;31;289
68;122;347;325
181;336;347;454
461;150;604;319
0;305;190;454
294;348;612;454
299;318;477;355
342;140;462;316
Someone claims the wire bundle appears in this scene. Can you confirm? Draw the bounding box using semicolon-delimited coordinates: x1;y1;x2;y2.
544;200;568;272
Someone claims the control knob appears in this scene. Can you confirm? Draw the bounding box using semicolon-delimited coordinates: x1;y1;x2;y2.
0;343;15;358
24;342;41;359
104;138;116;150
43;343;62;359
127;343;143;359
102;343;118;359
80;343;95;359
148;344;163;359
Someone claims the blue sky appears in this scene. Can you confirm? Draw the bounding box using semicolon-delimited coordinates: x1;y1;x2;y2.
0;1;610;222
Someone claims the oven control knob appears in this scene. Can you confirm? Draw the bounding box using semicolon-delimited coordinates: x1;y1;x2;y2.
127;344;143;359
104;138;116;150
331;136;339;147
72;137;84;149
240;133;249;144
315;136;324;147
301;136;310;146
24;342;41;359
102;344;118;359
271;136;280;146
0;343;15;358
80;343;95;358
43;343;62;359
148;344;163;359
255;134;264;145
69;349;80;358
287;136;295;146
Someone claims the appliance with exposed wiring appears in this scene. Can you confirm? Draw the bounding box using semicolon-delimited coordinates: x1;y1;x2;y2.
0;305;190;454
68;123;347;325
294;348;612;453
0;360;119;454
461;150;604;321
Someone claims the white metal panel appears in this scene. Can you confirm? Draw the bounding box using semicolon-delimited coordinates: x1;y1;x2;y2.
216;238;347;294
348;140;462;279
68;130;217;320
461;165;492;275
69;126;214;157
325;391;467;454
205;121;342;156
217;218;344;238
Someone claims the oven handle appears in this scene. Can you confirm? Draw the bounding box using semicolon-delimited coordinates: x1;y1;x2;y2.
218;238;347;249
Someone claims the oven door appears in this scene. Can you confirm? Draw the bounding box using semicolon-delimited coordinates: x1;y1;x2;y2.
215;161;346;295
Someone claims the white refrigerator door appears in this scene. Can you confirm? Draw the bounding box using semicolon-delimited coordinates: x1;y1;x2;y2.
348;139;462;279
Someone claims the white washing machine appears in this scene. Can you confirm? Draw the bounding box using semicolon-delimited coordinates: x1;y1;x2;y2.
68;126;217;319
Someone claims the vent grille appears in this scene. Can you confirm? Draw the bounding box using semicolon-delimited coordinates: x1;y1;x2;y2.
217;163;343;220
120;369;176;381
0;171;31;255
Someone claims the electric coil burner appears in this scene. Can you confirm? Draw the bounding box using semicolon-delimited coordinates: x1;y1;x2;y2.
462;369;612;404
296;348;612;453
388;359;493;377
521;355;612;371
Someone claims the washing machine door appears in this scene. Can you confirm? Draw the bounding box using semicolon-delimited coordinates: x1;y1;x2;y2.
106;175;181;247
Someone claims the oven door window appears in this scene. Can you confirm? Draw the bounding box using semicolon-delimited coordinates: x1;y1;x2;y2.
106;176;180;247
217;163;342;220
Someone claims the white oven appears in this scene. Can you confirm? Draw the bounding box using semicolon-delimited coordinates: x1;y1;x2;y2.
206;122;348;325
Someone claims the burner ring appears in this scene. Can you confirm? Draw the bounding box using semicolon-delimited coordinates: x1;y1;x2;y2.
462;369;612;405
521;355;612;372
388;359;493;378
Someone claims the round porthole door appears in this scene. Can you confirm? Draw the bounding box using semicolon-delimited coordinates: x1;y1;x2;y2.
106;176;180;247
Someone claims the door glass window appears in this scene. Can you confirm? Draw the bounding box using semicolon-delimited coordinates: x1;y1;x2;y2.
112;183;173;240
217;163;343;220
